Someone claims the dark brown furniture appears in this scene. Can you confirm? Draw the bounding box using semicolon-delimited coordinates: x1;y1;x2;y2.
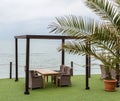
52;65;73;86
58;65;72;86
29;70;43;89
58;74;71;86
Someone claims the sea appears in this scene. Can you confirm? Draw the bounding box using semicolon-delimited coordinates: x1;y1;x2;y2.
0;39;101;78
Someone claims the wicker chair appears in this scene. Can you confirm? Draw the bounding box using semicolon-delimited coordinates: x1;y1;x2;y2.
58;66;72;86
52;65;73;83
29;70;43;89
100;64;116;79
58;74;71;86
51;65;65;83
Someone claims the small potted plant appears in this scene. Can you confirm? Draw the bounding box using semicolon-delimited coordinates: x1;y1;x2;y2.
100;51;119;91
95;50;119;91
100;64;117;92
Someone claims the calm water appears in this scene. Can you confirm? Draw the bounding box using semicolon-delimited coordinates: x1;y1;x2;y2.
0;39;101;78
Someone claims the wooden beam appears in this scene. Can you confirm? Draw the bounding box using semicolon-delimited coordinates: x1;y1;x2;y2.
15;35;75;39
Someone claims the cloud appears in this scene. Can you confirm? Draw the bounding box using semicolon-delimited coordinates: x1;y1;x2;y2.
0;0;100;39
0;0;97;23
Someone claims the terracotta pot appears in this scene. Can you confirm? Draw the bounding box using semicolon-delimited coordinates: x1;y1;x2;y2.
104;79;117;92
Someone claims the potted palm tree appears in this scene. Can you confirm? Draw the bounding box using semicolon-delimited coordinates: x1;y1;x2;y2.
99;53;118;92
85;0;120;90
48;0;120;91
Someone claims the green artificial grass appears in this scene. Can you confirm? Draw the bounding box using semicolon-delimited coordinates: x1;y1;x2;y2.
0;75;120;101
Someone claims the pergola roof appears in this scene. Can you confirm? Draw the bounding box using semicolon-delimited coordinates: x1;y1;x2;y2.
14;35;75;39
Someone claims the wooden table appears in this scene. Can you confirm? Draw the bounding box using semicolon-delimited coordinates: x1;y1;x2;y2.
35;69;59;88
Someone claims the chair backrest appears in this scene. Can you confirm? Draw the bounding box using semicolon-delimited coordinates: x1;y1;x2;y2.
64;66;71;75
60;65;66;73
29;70;38;78
100;64;107;79
110;69;116;79
60;65;73;76
29;70;34;77
100;64;116;79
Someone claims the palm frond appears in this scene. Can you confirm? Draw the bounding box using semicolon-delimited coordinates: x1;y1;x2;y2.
115;0;120;8
60;41;118;67
49;15;119;53
48;16;99;37
86;0;120;29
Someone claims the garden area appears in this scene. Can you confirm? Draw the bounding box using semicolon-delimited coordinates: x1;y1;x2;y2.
0;75;120;101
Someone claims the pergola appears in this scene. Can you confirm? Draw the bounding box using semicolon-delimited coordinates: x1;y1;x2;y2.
14;35;90;95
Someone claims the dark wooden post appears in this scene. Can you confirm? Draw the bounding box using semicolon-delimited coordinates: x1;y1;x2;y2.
10;62;12;79
15;38;18;81
71;61;73;67
88;55;91;78
62;39;65;65
88;41;91;78
85;41;90;90
24;38;30;94
71;61;73;76
116;49;120;87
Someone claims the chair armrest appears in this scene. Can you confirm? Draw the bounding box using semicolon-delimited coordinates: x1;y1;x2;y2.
59;74;71;80
33;75;42;78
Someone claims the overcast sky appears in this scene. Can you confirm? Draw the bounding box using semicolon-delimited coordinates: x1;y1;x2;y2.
0;0;99;40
